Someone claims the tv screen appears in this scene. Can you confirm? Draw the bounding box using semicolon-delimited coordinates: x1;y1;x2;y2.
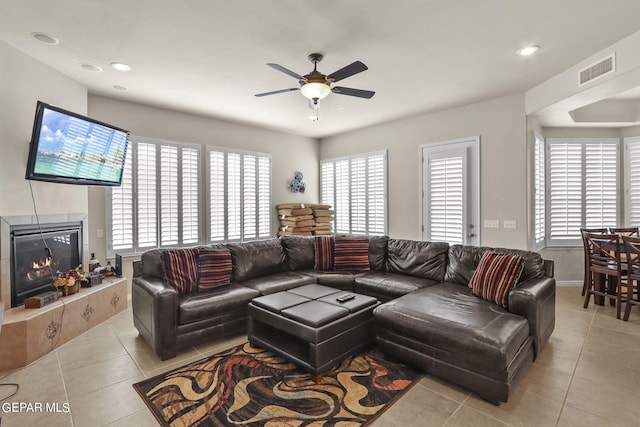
26;101;130;186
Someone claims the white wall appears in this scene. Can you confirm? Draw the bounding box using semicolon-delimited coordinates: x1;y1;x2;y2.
320;94;529;248
0;41;88;304
86;95;320;265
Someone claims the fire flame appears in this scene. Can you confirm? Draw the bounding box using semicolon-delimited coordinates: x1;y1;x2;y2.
32;258;52;270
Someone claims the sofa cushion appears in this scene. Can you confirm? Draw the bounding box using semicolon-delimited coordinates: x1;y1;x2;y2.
281;235;315;270
470;251;524;308
298;270;356;291
374;284;530;375
314;236;335;271
238;271;317;295
367;235;389;271
386;239;449;281
334;237;370;271
227;239;286;283
198;249;233;291
178;284;259;325
354;271;438;301
445;245;545;286
161;248;200;295
141;249;163;279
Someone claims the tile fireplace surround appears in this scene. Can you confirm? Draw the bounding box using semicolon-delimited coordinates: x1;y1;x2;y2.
0;213;128;373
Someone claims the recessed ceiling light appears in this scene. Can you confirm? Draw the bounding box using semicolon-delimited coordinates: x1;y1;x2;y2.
113;85;128;91
31;32;59;45
110;62;132;72
79;63;103;72
516;45;540;56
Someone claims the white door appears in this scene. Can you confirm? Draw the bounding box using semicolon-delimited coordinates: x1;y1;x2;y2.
421;137;480;245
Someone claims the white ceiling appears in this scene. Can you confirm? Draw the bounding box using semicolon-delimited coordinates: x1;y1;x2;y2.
2;0;640;138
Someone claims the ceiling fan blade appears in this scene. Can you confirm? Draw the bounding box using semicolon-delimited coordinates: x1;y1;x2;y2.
332;86;375;99
327;61;368;83
255;88;299;97
267;63;304;80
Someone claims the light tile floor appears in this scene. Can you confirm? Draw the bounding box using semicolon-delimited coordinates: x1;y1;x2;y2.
0;286;638;426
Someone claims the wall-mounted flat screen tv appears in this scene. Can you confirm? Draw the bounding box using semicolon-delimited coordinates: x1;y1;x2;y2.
25;101;130;186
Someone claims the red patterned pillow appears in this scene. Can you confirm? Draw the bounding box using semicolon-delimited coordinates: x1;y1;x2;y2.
161;248;199;295
198;249;232;291
314;236;335;271
334;237;370;271
469;251;524;308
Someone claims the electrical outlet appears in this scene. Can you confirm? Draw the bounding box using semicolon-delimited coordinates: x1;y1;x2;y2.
97;228;104;238
484;220;499;229
503;220;517;229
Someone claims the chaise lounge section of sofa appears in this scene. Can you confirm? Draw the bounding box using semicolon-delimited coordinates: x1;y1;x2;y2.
131;235;555;404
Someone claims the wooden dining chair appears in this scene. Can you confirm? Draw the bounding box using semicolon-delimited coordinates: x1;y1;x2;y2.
583;232;626;318
622;235;640;321
609;227;640;237
580;228;608;296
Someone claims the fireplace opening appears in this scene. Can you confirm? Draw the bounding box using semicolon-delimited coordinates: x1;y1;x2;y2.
11;222;82;307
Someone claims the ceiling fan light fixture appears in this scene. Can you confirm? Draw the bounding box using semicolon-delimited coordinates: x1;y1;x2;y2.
300;82;331;101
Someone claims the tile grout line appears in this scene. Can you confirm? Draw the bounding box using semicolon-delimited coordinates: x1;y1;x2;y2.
55;349;75;427
553;300;597;427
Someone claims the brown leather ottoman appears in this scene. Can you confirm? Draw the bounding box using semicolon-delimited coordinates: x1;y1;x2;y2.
248;284;379;375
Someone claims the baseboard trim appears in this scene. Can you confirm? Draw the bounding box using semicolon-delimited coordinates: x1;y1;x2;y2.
556;280;582;287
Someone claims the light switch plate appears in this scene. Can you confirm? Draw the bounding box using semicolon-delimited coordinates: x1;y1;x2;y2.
484;220;499;228
503;220;517;229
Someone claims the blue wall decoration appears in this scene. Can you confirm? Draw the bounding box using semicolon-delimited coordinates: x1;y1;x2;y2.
289;171;306;193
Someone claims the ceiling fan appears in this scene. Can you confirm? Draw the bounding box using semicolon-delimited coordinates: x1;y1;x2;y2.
255;53;375;106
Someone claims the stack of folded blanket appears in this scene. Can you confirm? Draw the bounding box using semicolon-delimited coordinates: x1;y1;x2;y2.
276;203;334;236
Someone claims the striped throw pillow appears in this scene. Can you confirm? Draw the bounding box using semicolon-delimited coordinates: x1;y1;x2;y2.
334;237;370;271
161;248;199;295
198;249;232;291
314;236;335;271
469;251;524;308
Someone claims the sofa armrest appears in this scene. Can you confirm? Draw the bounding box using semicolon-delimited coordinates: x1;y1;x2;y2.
132;275;179;359
508;276;555;358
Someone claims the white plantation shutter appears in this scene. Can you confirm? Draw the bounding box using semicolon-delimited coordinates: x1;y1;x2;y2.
111;147;133;250
182;148;199;244
209;151;225;241
533;134;545;247
585;142;618;228
137;142;157;248
367;154;386;235
547;138;619;245
321;151;387;235
427;152;464;244
227;153;241;240
160;145;179;246
320;162;335;233
258;156;271;237
626;138;640;226
243;155;257;239
108;137;201;255
350;157;367;235
335;159;351;234
206;147;271;242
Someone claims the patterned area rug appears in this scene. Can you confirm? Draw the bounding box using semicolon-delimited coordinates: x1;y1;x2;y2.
133;343;421;426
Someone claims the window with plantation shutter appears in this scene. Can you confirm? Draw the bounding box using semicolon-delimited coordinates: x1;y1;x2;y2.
137;142;157;248
160;145;178;246
625;137;640;227
110;147;133;250
206;147;271;242
182;148;200;244
547;138;619;246
533;133;545;248
427;152;464;245
320;150;387;235
108;137;201;256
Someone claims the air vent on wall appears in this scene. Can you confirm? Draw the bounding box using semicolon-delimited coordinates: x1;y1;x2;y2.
578;53;615;86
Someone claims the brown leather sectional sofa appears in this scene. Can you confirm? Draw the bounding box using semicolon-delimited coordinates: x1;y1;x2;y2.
132;235;555;404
